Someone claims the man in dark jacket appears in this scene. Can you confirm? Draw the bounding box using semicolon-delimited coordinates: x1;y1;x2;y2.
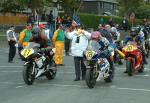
122;16;129;32
6;26;17;63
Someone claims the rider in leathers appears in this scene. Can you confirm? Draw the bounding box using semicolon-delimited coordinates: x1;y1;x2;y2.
30;26;54;77
124;28;147;72
91;31;115;81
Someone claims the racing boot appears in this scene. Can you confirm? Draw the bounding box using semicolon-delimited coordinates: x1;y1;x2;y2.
143;54;148;64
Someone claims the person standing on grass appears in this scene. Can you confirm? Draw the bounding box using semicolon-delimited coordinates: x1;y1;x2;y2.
6;26;17;63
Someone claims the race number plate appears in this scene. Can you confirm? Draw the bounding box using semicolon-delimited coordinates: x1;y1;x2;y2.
21;48;34;58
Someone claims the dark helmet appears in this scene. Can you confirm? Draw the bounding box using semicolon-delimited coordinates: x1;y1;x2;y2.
130;27;138;37
32;27;41;40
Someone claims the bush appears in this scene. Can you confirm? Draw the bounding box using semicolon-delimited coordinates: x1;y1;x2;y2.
135;5;150;19
79;13;142;29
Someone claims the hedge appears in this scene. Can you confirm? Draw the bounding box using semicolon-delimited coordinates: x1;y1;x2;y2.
79;13;141;29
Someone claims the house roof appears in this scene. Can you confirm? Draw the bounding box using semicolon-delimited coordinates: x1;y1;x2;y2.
83;0;118;4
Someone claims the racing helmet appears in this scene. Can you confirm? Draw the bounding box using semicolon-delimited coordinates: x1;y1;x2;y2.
32;27;41;40
130;27;138;37
91;31;101;40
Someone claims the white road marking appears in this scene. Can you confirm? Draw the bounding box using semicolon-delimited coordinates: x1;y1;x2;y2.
15;86;24;88
0;71;21;73
1;81;150;92
114;87;150;92
0;81;23;85
38;83;87;88
0;66;23;68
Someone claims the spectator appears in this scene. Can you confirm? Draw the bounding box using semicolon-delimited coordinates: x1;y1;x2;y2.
41;13;47;22
44;24;53;47
6;26;17;63
99;17;104;25
52;24;65;66
19;24;32;48
108;18;114;27
122;16;129;32
47;10;53;24
63;14;69;26
65;16;91;81
27;13;35;26
47;10;54;33
57;16;63;24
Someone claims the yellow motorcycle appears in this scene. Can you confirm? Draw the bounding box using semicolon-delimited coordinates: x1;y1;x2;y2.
21;42;57;85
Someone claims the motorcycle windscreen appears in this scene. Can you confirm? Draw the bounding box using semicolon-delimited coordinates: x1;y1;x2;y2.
85;40;99;60
86;40;100;51
24;42;40;49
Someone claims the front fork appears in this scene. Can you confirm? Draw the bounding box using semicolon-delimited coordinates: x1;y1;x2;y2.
24;62;35;75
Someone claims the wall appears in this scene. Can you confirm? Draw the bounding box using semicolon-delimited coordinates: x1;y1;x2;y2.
0;16;27;25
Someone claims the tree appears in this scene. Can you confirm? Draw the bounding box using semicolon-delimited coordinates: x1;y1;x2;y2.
0;0;82;17
59;0;83;16
0;0;52;14
135;4;150;19
116;0;144;16
0;0;24;13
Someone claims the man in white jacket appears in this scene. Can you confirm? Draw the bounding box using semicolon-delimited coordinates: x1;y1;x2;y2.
65;16;91;81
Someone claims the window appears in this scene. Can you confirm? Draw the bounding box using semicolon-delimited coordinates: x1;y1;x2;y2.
100;1;104;8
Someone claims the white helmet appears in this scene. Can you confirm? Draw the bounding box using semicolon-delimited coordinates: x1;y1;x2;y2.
111;27;117;33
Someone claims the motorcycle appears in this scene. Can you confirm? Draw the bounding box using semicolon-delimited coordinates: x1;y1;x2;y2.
84;40;114;88
122;41;144;76
145;39;150;58
114;40;124;65
20;42;57;85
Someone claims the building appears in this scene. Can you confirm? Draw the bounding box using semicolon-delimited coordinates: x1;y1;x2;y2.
80;0;118;15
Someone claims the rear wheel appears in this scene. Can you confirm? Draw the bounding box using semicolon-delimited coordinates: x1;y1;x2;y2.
23;63;35;85
126;60;133;76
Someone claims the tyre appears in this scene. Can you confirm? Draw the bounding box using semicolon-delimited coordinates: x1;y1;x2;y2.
85;68;96;88
23;63;35;85
138;61;144;73
146;50;149;58
46;60;57;80
126;60;133;76
104;65;114;83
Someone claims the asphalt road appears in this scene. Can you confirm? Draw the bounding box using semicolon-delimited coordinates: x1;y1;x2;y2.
0;48;150;103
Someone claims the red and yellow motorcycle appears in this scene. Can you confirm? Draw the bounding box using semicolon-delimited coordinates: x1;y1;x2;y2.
122;41;144;76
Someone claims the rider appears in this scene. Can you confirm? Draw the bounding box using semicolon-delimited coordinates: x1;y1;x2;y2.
124;27;147;72
136;26;145;40
91;31;115;81
30;26;53;77
110;27;120;43
110;27;123;64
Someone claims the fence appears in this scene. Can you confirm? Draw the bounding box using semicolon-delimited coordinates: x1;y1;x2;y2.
0;16;27;25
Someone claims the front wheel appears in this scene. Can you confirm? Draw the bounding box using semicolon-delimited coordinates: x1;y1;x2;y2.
85;68;96;88
46;60;57;80
146;50;149;58
23;63;35;85
104;66;114;83
138;61;144;73
126;60;133;76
